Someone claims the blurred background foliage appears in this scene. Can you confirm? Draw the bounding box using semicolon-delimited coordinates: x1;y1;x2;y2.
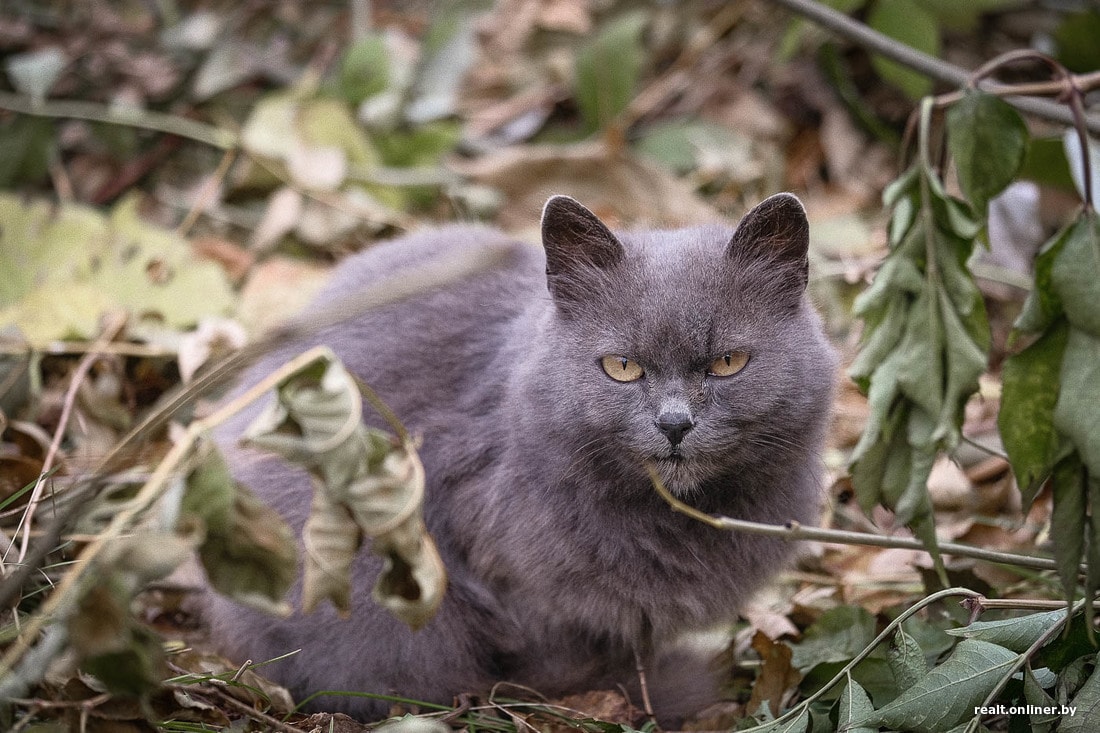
1;0;1100;730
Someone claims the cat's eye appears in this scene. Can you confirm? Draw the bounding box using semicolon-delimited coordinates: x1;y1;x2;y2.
708;351;749;377
600;355;645;382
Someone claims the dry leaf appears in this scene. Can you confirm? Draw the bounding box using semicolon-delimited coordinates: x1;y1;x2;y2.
452;141;719;233
746;632;800;716
243;351;447;628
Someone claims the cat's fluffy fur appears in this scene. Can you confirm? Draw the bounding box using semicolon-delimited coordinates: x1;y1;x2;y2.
205;194;836;720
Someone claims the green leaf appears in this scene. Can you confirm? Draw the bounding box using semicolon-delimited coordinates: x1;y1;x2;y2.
789;606;876;672
851;403;910;515
1023;665;1059;733
934;288;988;445
575;12;648;134
934;230;983;318
406;5;482;123
936;194;983;241
340;33;390;105
838;677;876;733
635;119;755;178
1050;454;1087;604
867;0;939;99
852;252;924;316
946;91;1029;215
893;290;944;419
883;163;921;208
850;354;906;470
889;628;928;689
374;121;460;168
1050;212;1100;339
946;608;1069;653
743;708;809;733
848;297;907;387
896;421;935;519
1054;10;1100;73
1053;328;1100;478
1020;136;1077;192
1060;653;1100;732
1014;223;1070;336
999;320;1070;505
0;116;53;187
855;639;1019;733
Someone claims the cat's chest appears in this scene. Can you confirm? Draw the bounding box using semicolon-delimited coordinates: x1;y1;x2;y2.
464;484;750;632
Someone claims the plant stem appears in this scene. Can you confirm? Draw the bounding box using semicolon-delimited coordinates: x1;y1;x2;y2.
766;0;1100;136
0;91;238;149
648;465;1070;574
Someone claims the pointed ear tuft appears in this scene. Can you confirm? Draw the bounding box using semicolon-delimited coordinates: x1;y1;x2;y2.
541;195;624;301
726;193;809;287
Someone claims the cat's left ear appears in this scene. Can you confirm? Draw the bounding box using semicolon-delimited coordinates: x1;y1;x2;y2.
541;195;625;301
726;193;809;289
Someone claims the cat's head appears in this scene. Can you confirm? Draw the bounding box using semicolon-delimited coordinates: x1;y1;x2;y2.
533;194;834;497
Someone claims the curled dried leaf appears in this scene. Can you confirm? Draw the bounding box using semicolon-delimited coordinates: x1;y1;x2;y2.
184;441;296;616
244;350;447;628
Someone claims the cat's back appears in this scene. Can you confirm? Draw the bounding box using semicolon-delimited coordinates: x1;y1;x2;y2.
256;223;542;420
316;222;541;347
216;224;543;521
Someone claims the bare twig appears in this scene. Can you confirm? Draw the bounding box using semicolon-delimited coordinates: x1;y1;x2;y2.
633;647;658;727
765;0;1100;136
176;148;238;238
646;465;1073;574
165;683;302;733
962;597;1095;612
0;340;176;359
0;91;237;149
10;313;127;566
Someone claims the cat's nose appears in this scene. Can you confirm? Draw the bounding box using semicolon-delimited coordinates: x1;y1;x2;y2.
655;412;695;446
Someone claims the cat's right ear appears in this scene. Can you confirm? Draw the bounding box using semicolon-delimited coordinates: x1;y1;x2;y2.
725;193;810;290
541;195;624;302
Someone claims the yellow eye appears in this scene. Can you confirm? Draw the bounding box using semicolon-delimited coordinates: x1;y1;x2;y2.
708;351;749;377
600;355;645;382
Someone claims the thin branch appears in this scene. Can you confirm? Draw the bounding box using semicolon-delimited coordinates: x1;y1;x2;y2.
772;0;966;85
0;91;238;149
964;597;1092;611
11;313;126;566
766;0;1100;136
647;465;1070;574
164;683;302;733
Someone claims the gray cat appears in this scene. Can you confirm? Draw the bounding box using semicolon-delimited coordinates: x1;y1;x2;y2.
205;193;836;721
